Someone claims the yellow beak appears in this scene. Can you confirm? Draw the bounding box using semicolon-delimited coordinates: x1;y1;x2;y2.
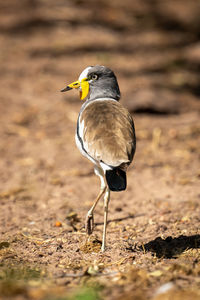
60;78;89;100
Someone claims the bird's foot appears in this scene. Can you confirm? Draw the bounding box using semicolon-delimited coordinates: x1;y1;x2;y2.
85;212;94;235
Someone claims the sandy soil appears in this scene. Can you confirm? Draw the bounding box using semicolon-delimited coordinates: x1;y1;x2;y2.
0;1;200;299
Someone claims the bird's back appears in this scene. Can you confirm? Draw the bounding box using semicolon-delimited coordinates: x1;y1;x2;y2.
79;99;136;169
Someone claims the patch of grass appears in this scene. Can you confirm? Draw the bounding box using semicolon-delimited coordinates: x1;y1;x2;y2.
70;287;100;300
0;263;45;297
46;286;100;300
0;264;42;281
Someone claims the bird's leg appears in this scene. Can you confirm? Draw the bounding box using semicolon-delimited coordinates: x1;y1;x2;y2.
85;166;106;236
101;187;110;252
85;186;106;235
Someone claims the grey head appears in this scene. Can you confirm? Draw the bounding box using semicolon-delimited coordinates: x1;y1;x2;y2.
82;65;121;101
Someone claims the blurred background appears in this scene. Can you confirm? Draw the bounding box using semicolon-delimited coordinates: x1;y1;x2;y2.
0;1;200;300
0;0;200;114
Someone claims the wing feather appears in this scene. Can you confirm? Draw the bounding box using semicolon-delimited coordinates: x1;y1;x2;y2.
79;100;136;168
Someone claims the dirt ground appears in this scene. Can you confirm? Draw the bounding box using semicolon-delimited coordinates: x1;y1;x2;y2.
0;1;200;299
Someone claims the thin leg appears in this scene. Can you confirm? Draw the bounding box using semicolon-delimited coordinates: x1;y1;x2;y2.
85;186;106;235
101;187;110;252
85;166;106;235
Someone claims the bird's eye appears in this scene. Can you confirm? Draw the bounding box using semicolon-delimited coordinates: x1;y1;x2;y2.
91;74;98;80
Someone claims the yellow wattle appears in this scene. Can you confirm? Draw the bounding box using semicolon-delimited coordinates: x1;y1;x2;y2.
80;80;89;100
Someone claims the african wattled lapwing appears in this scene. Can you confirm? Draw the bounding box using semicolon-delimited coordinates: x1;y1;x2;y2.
61;65;136;252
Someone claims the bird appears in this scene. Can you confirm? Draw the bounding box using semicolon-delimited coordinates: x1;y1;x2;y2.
61;65;136;252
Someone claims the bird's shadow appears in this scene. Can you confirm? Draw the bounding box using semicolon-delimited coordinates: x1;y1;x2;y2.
94;214;200;259
139;234;200;258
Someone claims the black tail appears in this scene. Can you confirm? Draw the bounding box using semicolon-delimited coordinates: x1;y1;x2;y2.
105;168;127;191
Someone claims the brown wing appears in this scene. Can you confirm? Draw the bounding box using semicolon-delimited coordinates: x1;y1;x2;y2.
80;100;136;168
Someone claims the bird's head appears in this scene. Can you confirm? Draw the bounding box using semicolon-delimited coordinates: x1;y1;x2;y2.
61;65;121;101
